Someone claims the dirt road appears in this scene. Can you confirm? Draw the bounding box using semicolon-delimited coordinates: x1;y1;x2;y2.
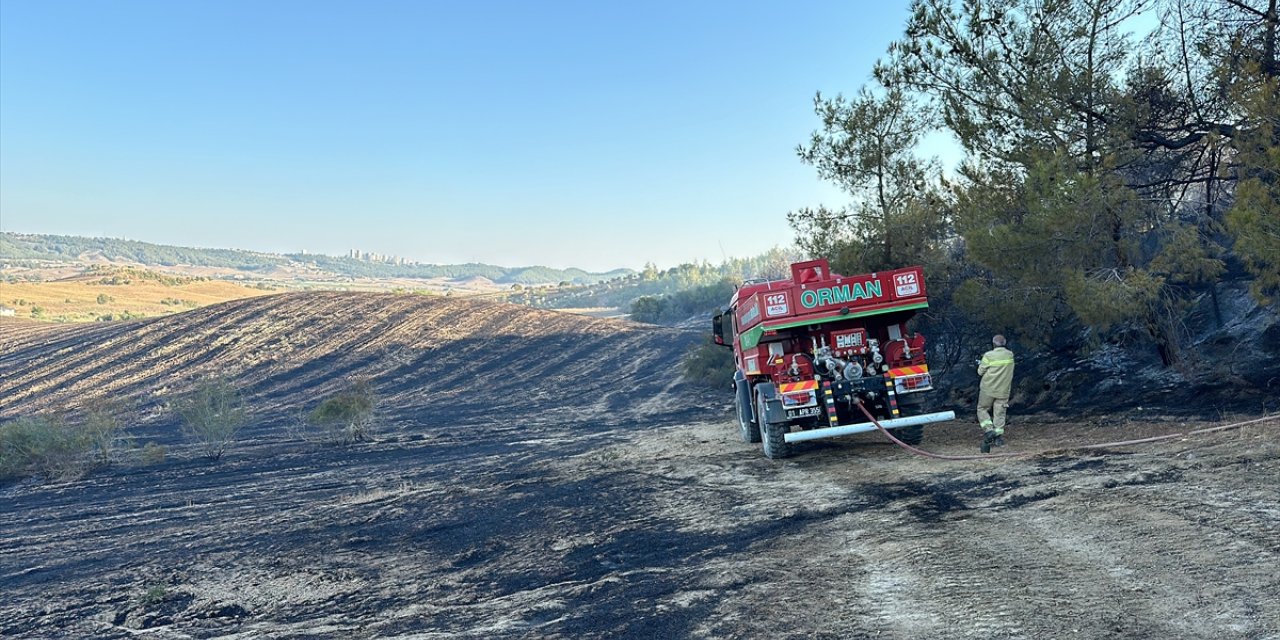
2;295;1277;638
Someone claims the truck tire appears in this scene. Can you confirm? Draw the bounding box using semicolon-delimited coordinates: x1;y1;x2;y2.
894;425;924;446
736;381;761;443
892;393;926;445
758;392;792;459
895;392;928;415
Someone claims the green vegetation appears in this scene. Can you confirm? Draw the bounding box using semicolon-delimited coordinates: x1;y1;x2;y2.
628;296;668;324
682;338;736;389
0;233;288;269
286;252;629;284
0;232;632;285
137;584;172;607
517;248;803;319
96;311;142;322
1;415;84;481
173;379;248;460
81;398;128;463
789;0;1280;366
628;278;740;325
139;442;167;465
0;400;126;482
1226;74;1280;302
87;265;207;286
302;380;378;445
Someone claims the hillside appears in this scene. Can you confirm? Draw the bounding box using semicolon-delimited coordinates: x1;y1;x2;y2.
0;269;280;322
1;294;1277;638
0;292;702;426
0;232;633;285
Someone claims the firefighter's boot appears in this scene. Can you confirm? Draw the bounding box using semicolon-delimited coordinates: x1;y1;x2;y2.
992;431;1005;448
980;430;998;453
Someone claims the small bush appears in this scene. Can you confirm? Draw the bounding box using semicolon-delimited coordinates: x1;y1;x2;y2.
174;379;248;460
682;337;736;389
81;398;127;464
303;380;378;445
138;584;171;607
629;296;668;324
0;400;129;482
1;415;91;481
140;442;167;465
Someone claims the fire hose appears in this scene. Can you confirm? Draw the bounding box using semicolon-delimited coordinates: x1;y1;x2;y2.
854;401;1280;461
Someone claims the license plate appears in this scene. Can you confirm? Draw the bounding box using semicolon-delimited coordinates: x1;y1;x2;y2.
786;406;822;418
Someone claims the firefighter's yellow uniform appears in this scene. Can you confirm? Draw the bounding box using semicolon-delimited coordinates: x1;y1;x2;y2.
977;346;1015;434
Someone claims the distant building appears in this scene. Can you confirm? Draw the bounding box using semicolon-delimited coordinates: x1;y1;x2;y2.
0;306;15;317
347;248;413;265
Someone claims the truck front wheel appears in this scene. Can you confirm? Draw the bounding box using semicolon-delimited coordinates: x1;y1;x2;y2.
758;392;792;459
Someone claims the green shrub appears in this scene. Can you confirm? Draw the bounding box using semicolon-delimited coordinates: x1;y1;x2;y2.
627;278;739;325
1;415;91;481
629;295;668;324
138;583;171;607
174;379;248;460
682;337;736;389
140;442;167;465
303;380;378;445
0;399;129;482
81;398;127;464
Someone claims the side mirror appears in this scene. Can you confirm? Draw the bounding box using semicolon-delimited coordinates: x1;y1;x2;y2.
711;313;729;348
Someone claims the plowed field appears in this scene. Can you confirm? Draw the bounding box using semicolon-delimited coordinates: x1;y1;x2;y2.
1;294;1277;639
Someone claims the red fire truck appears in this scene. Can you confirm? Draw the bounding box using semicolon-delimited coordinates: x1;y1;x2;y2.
712;258;955;458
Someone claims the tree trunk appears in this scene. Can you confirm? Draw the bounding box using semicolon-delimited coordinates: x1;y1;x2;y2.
1266;0;1277;78
1210;282;1223;328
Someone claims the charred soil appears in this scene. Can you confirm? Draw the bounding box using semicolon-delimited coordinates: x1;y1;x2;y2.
1;294;1277;638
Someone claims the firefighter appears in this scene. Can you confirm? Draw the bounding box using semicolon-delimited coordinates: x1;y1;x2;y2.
977;334;1016;453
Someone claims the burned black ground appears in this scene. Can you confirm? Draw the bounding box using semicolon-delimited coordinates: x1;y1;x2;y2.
2;294;1278;638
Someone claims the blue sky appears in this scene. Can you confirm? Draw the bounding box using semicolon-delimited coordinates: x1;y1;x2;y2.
1;1;926;271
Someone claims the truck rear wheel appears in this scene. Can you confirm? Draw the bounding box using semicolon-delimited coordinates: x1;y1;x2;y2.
758;393;792;459
893;394;926;445
736;381;760;443
894;425;924;446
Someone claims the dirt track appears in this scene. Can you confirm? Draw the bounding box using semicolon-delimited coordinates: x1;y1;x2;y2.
2;295;1278;638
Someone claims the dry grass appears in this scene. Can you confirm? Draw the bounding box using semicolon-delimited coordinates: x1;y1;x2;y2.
336;481;421;505
2;277;274;322
555;306;627;318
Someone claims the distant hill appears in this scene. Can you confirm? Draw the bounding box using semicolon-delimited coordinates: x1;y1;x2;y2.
0;232;632;285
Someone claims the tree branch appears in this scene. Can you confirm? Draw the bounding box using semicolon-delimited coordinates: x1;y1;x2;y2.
1224;0;1270;19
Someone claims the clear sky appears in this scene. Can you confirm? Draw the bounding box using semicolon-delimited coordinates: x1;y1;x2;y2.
1;1;923;272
